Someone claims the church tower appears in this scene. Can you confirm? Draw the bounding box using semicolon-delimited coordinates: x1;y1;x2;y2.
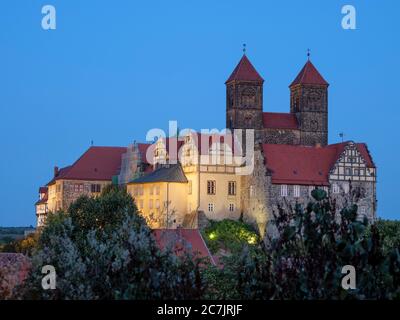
226;54;264;131
289;58;329;146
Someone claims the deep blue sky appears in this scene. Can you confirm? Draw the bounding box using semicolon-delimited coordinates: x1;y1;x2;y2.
0;0;399;226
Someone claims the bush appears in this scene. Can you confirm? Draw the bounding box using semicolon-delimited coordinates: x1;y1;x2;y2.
206;190;400;300
17;186;206;300
203;219;259;254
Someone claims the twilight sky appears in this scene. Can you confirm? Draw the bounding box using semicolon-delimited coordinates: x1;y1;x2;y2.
0;0;399;226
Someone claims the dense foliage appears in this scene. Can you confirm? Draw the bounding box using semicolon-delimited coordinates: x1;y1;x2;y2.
203;219;259;254
17;185;205;299
205;189;400;300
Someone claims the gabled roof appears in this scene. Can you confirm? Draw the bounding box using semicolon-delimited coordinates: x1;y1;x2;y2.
153;229;216;265
47;146;126;184
263;112;299;130
129;163;188;184
226;54;264;83
290;60;328;87
262;142;374;186
39;186;48;194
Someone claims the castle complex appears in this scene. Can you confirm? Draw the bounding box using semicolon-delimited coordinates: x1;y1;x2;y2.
35;54;377;237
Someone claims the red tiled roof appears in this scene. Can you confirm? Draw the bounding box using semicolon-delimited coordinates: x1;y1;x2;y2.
39;186;48;194
47;146;126;184
153;229;216;265
263;112;299;130
290;60;328;87
262;142;374;185
356;143;375;168
226;54;264;83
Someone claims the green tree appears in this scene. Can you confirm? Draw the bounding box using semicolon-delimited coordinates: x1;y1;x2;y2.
208;189;400;300
17;185;206;300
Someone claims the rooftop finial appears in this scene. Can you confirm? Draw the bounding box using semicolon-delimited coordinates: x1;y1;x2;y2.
307;48;311;60
243;43;246;55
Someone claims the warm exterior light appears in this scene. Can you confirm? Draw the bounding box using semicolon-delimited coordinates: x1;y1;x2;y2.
247;235;257;245
209;232;217;240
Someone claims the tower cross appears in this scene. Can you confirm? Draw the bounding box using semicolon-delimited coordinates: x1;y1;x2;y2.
307;48;311;60
243;43;246;54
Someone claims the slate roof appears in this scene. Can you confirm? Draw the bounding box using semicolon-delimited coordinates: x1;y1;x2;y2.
129;163;188;184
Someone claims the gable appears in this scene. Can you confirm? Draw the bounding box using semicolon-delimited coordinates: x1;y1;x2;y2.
329;142;376;182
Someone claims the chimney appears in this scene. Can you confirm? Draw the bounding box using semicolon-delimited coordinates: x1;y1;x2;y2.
54;166;59;177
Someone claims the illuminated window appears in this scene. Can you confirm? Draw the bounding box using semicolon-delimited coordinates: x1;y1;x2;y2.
228;181;236;196
249;185;254;198
207;181;216;195
280;185;288;197
293;185;300;198
155;199;160;209
155;186;160;195
208;203;214;212
149;185;154;195
74;184;84;193
149;199;153;209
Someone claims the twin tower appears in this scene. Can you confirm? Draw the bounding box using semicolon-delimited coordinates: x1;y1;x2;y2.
225;54;329;147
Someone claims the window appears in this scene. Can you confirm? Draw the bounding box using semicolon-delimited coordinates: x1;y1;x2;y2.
155;199;160;209
293;185;300;198
91;184;101;193
149;199;153;209
359;169;365;176
208;203;214;212
249;185;254;198
280;185;288;197
229;203;235;212
309;186;315;196
332;183;340;194
188;180;192;195
343;182;350;194
207;180;216;195
354;169;360;175
149;185;154;195
360;207;366;215
74;184;84;193
56;184;61;193
345;168;352;176
155;185;160;195
228;181;236;196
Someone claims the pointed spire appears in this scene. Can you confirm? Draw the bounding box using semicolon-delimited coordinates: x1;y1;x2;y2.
290;59;328;87
226;54;264;83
